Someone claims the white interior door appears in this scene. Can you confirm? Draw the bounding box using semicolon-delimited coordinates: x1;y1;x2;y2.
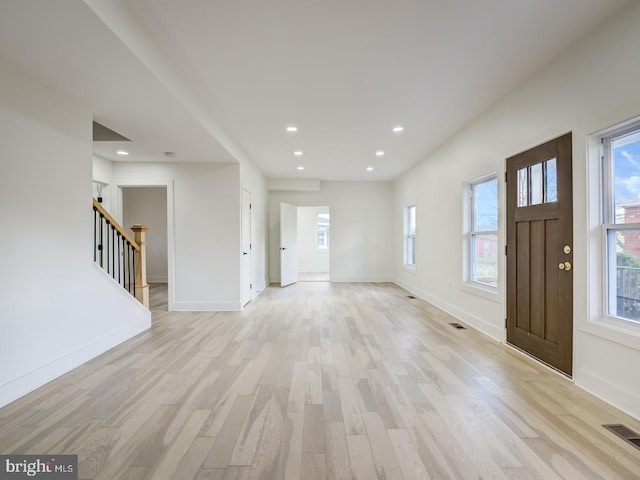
280;202;298;287
241;188;252;306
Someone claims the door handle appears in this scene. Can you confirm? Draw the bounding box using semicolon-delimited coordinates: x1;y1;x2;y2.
243;252;248;255
280;247;287;251
558;261;572;271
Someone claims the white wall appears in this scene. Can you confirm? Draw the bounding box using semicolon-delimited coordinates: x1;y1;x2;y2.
112;162;241;311
269;182;393;283
92;154;270;310
0;60;150;408
92;155;122;222
240;158;269;296
122;187;168;283
297;206;330;273
393;1;640;419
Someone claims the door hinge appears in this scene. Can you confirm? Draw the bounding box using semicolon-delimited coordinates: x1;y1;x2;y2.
250;283;253;289
250;243;252;250
505;245;508;256
250;203;252;209
504;171;508;182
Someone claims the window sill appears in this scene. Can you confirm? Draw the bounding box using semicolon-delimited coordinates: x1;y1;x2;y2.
461;282;500;303
403;265;416;274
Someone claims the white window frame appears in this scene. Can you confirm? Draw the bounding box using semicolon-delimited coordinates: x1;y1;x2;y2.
464;174;499;292
600;119;640;326
404;204;416;269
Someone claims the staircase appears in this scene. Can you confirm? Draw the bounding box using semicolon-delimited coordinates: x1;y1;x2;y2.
92;198;149;308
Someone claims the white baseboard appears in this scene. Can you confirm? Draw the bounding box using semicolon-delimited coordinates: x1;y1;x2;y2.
575;368;640;420
147;276;168;283
394;278;504;342
0;318;149;409
172;301;242;312
329;276;393;283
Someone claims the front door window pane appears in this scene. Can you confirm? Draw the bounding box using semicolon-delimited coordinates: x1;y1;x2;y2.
530;163;543;205
545;158;557;202
518;167;528;207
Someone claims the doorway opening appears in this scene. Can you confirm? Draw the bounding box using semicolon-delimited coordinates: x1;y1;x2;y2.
122;186;169;313
297;206;330;282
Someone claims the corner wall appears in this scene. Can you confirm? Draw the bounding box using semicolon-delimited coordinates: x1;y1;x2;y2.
0;59;150;408
393;2;640;418
113;162;242;311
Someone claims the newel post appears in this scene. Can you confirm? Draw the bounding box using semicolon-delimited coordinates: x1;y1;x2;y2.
131;225;149;309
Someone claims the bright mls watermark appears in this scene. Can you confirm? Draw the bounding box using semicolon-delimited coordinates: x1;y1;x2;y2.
0;455;77;479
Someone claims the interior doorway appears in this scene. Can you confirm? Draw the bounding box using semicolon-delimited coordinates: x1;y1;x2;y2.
122;186;169;312
297;206;330;282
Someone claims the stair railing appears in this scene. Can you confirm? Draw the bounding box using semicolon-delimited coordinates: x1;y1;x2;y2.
92;198;149;308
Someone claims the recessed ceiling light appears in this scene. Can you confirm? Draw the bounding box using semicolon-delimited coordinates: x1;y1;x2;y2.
375;150;384;156
297;166;305;171
366;166;374;172
294;151;303;156
392;126;404;133
116;150;129;156
286;126;298;132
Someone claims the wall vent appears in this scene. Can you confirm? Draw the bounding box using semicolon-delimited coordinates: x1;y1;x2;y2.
449;322;466;330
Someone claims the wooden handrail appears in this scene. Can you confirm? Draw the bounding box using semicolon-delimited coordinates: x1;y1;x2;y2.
92;198;140;251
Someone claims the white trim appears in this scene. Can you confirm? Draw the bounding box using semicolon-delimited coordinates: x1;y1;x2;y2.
575;368;640;420
0;313;149;408
328;276;393;283
394;278;505;342
147;276;169;283
172;301;242;312
461;282;501;303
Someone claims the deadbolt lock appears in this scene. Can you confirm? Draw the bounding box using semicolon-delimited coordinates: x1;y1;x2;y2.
564;245;572;255
558;261;572;271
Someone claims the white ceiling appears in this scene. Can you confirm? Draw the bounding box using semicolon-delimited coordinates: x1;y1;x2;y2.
0;0;629;180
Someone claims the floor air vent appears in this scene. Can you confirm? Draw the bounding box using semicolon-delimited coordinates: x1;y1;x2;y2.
407;295;416;299
449;322;466;330
603;424;640;450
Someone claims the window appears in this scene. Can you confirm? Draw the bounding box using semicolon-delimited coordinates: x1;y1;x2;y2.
317;213;330;249
602;120;640;323
467;176;498;288
517;158;557;206
404;205;416;267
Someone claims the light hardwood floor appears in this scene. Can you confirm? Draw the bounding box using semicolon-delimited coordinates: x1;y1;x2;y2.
1;282;639;479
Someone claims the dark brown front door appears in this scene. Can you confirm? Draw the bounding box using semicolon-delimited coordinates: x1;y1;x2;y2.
506;133;573;376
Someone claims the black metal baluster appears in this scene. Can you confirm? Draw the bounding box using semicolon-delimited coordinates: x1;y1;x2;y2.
105;220;110;274
93;206;97;262
111;225;116;279
117;231;122;286
127;241;132;294
99;213;104;267
132;248;136;298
